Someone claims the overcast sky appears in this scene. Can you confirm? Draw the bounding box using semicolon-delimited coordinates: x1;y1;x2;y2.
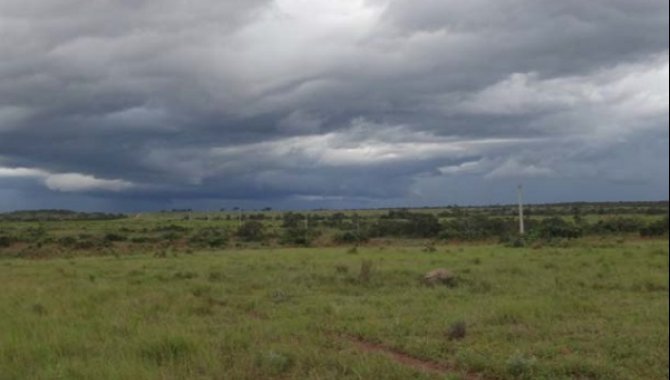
0;0;668;212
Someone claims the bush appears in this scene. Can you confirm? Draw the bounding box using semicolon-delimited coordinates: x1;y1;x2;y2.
589;217;646;234
236;221;265;242
104;233;127;242
441;215;516;241
371;210;441;238
333;231;367;244
57;236;78;246
189;227;229;247
281;227;319;246
535;217;582;239
640;217;669;237
0;235;12;248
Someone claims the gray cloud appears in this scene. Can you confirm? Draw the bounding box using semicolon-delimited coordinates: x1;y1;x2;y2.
0;0;667;211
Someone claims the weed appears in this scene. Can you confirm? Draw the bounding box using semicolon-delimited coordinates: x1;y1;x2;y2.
271;290;290;303
255;350;294;375
446;320;467;340
543;262;557;269
140;336;194;365
505;351;536;377
648;248;668;256
359;260;373;284
191;304;214;316
422;242;437;252
466;278;492;293
191;285;212;298
335;264;349;274
30;303;47;316
173;271;198;280
207;271;226;282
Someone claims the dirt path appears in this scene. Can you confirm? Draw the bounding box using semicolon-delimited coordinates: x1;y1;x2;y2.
342;334;486;380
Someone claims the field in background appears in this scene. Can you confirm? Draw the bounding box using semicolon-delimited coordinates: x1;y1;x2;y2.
0;201;667;258
1;240;668;379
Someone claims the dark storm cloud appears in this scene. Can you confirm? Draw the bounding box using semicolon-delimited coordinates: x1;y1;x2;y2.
0;0;667;211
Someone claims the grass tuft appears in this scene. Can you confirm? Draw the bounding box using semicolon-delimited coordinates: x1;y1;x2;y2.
140;336;195;365
358;259;373;284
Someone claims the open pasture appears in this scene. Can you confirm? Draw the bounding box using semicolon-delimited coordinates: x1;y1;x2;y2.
1;240;667;379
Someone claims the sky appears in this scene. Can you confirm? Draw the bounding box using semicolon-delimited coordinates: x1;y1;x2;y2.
0;0;668;212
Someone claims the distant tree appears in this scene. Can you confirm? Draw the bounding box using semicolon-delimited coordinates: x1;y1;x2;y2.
236;221;265;242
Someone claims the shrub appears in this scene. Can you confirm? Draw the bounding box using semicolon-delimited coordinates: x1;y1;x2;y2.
189;227;229;248
590;217;646;234
441;215;516;241
640;217;669;237
333;231;368;244
281;227;318;246
371;211;442;238
0;235;12;248
57;236;78;246
535;217;582;239
236;221;265;242
104;233;127;242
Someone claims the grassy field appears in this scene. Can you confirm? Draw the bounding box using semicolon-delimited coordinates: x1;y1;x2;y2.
1;239;667;379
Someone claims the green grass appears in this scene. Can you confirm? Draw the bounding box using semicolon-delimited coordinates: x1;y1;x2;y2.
0;240;668;379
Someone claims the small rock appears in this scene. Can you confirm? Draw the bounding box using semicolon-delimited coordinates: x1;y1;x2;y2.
424;268;456;286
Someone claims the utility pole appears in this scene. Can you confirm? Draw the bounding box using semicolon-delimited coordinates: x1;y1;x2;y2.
304;213;309;243
517;184;525;235
355;214;360;243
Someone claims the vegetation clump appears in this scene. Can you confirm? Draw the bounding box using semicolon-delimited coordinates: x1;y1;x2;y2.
423;268;456;287
506;351;537;377
236;221;265;242
446;320;467;340
359;260;373;283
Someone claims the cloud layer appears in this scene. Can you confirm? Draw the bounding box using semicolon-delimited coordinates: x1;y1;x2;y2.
0;0;668;211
